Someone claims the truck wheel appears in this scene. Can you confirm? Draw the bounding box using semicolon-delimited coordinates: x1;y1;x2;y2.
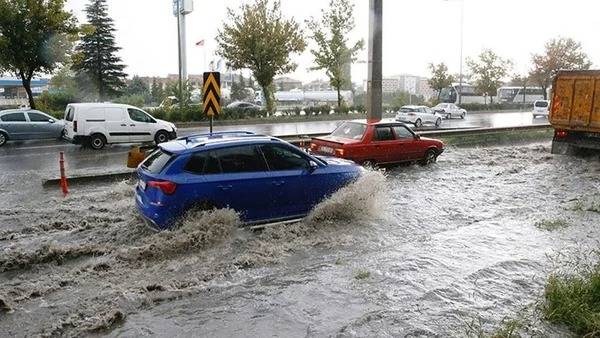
155;130;169;144
0;132;7;147
90;133;106;150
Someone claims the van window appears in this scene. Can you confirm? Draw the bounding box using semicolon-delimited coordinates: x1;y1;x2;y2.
128;108;155;123
1;112;26;122
142;149;174;174
65;107;74;121
535;101;549;108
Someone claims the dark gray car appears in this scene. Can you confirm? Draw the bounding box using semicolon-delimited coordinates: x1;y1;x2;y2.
0;109;65;146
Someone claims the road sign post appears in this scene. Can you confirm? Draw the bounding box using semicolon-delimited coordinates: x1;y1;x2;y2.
366;0;383;122
203;72;221;133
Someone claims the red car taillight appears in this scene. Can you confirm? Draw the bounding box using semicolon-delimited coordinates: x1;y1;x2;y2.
555;129;568;138
310;143;317;151
335;148;345;156
73;120;78;132
148;180;177;195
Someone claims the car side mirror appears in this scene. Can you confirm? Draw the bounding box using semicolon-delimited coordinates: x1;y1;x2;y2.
415;134;421;140
308;160;319;172
48;119;55;123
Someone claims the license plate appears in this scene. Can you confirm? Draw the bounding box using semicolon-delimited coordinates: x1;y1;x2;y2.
320;146;334;154
138;179;146;190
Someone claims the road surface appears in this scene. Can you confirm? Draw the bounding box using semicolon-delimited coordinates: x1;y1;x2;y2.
0;111;549;178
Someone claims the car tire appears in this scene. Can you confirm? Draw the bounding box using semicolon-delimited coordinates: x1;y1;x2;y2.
460;112;466;119
362;160;377;168
414;119;422;128
445;112;450;119
155;130;169;145
90;133;106;150
420;149;437;166
0;132;7;147
435;118;442;127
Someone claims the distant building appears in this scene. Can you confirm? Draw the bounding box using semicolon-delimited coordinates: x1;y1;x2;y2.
363;74;435;99
304;79;333;91
0;77;49;106
274;76;302;91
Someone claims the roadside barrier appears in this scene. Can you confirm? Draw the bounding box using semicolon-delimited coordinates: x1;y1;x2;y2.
59;151;69;196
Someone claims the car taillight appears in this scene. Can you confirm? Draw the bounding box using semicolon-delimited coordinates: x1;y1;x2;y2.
555;129;568;138
335;148;345;156
73;120;77;132
310;143;317;151
148;180;177;195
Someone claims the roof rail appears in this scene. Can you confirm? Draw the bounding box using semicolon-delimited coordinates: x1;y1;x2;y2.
178;131;259;143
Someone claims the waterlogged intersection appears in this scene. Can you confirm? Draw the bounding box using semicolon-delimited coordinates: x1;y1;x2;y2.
1;142;600;337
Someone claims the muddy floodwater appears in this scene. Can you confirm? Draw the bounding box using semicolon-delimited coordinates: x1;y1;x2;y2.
1;142;600;337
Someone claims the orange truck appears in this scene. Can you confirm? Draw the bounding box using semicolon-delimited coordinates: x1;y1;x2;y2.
550;70;600;154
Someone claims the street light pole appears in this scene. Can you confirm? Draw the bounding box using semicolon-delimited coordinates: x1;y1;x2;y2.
176;0;183;108
458;0;464;105
366;0;383;122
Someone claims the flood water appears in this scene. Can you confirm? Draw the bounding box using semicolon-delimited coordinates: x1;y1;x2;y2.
1;142;599;337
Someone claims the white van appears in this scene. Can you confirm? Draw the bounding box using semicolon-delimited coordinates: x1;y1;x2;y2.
532;100;550;118
63;103;177;149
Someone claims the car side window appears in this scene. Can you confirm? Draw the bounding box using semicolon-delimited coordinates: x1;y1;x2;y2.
374;126;394;141
128;108;155;123
28;112;51;122
184;151;222;175
215;146;268;173
0;112;26;122
393;126;414;139
260;144;310;171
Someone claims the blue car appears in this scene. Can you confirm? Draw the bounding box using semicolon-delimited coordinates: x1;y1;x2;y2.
135;131;363;230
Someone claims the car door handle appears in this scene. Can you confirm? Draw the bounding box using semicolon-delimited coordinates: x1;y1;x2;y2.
130;124;136;126
271;180;285;186
120;124;127;126
217;184;232;191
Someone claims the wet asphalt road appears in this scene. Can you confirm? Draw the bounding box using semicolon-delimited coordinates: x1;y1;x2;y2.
0;111;549;178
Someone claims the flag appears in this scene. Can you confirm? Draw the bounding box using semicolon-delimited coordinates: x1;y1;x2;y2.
195;39;204;46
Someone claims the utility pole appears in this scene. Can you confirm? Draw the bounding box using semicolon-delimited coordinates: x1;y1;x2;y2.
366;0;382;122
174;0;193;108
458;0;464;105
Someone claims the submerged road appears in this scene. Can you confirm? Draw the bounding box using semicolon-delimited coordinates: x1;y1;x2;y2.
0;111;550;178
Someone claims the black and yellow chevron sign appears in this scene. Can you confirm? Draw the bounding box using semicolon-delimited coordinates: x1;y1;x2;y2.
203;72;221;117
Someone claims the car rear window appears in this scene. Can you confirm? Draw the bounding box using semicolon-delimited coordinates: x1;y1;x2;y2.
400;107;418;112
535;101;549;108
142;149;174;173
331;122;366;140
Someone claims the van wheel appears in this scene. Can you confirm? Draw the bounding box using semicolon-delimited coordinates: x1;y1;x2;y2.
90;133;106;150
155;130;169;144
0;132;7;147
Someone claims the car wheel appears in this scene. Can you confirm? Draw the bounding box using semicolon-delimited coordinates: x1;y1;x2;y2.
90;133;106;150
435;118;442;127
445;112;450;119
0;132;7;147
420;149;437;166
155;130;169;144
414;119;422;128
362;160;377;168
460;112;466;119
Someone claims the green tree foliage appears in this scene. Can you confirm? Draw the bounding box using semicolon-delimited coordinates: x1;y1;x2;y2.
150;78;165;105
466;49;512;104
164;81;192;107
126;76;149;96
308;0;363;109
230;76;247;102
0;0;76;109
72;0;127;100
216;0;305;112
529;37;592;99
427;63;454;101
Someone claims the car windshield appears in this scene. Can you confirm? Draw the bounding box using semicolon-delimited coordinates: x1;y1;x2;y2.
331;122;366;140
535;101;549;108
142;149;173;173
399;107;418;113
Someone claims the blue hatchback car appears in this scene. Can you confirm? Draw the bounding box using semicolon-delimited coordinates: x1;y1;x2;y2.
135;131;363;230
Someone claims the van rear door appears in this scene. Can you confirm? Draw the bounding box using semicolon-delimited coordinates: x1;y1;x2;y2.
64;105;75;140
105;107;130;143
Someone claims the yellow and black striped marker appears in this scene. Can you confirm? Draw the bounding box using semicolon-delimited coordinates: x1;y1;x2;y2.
203;72;221;117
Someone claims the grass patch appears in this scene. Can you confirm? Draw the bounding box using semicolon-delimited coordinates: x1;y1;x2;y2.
535;219;569;231
464;317;525;338
569;199;600;213
543;265;600;336
354;270;371;280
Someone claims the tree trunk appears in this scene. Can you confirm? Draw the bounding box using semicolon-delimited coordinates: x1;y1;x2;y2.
21;75;36;109
337;86;342;110
542;85;547;100
437;89;441;101
262;85;274;113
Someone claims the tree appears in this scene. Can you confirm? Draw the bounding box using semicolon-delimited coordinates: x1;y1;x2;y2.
0;0;76;109
529;37;591;99
466;49;512;104
216;0;305;112
230;76;246;101
126;76;149;96
72;0;127;100
427;63;454;101
150;78;164;105
308;0;363;109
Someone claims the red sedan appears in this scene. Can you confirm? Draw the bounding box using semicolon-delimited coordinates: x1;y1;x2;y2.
310;120;445;166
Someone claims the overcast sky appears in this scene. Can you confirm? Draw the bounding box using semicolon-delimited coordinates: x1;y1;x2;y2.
65;0;600;84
